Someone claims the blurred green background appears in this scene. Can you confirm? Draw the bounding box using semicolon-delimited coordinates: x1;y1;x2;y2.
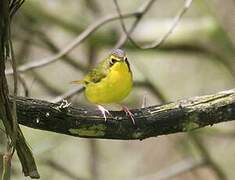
1;0;235;179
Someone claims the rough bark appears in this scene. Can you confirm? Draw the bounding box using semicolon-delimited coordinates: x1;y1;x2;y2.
7;89;235;140
0;0;39;178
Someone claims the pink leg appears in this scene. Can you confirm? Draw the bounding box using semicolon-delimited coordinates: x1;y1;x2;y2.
121;105;136;125
97;105;111;122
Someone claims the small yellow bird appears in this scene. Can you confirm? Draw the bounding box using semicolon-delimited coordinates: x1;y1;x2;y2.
71;49;135;124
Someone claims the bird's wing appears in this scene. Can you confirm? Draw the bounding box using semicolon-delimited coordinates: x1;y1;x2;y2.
84;59;109;83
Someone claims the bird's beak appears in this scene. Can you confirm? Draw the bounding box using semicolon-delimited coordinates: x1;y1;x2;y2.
123;56;128;62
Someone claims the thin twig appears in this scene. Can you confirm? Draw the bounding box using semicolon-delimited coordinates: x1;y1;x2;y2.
114;0;193;49
52;86;84;103
1;152;12;180
32;70;63;96
9;39;18;146
17;74;29;97
9;0;24;18
114;0;157;48
26;27;87;72
6;12;141;75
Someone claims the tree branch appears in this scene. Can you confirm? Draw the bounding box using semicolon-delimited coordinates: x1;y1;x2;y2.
114;0;192;49
4;89;235;140
0;0;39;178
5;11;140;75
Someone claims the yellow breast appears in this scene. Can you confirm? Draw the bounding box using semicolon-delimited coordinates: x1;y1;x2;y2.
85;62;132;104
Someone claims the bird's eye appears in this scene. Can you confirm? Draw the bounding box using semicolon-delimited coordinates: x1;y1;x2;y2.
124;57;128;62
110;58;118;65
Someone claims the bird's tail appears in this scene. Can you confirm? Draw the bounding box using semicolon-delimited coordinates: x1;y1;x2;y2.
70;79;85;84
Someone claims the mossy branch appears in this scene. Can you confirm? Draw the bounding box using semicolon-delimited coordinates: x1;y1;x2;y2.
6;89;235;140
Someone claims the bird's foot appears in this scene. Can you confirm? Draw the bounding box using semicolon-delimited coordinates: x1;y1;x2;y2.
121;105;136;125
54;99;71;112
97;105;111;122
